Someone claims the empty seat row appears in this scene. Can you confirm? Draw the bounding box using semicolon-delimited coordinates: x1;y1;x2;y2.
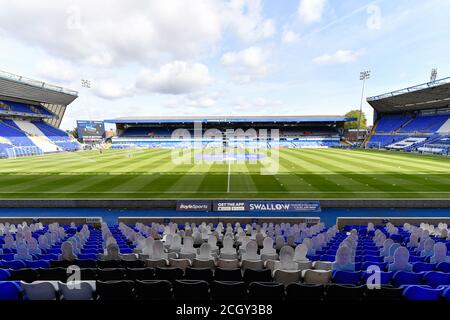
3;280;450;301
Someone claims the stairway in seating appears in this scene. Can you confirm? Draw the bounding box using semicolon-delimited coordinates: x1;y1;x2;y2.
13;120;60;153
394;116;415;133
437;118;450;133
363;122;378;147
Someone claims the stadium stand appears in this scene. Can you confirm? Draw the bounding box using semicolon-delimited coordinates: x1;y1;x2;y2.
0;72;81;158
366;78;450;155
0;218;448;301
106;116;353;150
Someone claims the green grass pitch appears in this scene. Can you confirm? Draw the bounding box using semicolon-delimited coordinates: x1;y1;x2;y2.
0;148;448;199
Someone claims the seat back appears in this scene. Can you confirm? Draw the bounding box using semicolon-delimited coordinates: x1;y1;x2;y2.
217;259;239;269
286;283;324;301
169;258;191;271
9;269;38;283
364;285;404;301
58;281;94;300
313;261;333;271
423;271;450;288
261;253;278;262
296;261;313;271
22;281;57;300
302;269;332;285
241;260;264;271
135;280;172;300
173;280;210;300
244;268;272;284
392;271;424;287
146;259;168;268
38;267;68;282
155;267;183;282
273;270;301;287
96;280;135;300
126;268;155;281
192;259;216;270
403;285;444;301
97;268;126;281
248;282;285;300
332;271;362;285
215;268;243;282
185;267;214;282
326;284;365;301
211;281;247;300
0;282;22;301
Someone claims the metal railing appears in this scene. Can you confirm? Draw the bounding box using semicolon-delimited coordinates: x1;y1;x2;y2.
0;70;78;96
367;76;450;101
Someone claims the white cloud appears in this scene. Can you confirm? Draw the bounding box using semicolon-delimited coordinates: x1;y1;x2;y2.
35;58;77;83
92;80;134;100
166;92;221;110
232;97;282;111
312;49;365;64
0;0;278;68
225;0;276;42
282;29;299;44
136;61;213;95
298;0;327;24
222;46;269;83
0;0;223;67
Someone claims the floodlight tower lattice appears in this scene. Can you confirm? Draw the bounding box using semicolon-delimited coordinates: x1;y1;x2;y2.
357;70;371;146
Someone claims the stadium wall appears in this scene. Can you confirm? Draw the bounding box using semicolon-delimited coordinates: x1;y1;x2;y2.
0;198;449;208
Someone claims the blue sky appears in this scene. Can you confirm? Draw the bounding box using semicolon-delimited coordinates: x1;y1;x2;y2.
0;0;449;129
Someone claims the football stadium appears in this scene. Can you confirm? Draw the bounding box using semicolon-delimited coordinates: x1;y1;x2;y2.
0;0;449;312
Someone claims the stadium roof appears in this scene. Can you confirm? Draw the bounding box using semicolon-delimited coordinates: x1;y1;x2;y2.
367;76;450;113
0;70;78;106
105;115;354;124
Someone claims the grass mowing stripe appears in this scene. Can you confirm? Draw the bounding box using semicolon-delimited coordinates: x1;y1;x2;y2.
343;149;450;170
323;149;450;190
324;148;450;173
279;152;355;194
298;149;446;191
282;149;373;191
0;149;133;172
229;161;258;192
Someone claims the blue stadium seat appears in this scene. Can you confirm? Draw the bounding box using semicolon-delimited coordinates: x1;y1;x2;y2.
392;271;424;287
0;254;15;261
442;286;450;301
332;271;361;285
0;269;11;281
78;253;97;260
26;260;50;269
0;281;22;300
413;262;437;273
37;254;58;260
361;271;393;285
363;255;383;263
320;255;335;262
436;262;450;273
361;261;388;271
2;260;27;270
409;256;425;263
423;272;450;288
403;285;444;301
